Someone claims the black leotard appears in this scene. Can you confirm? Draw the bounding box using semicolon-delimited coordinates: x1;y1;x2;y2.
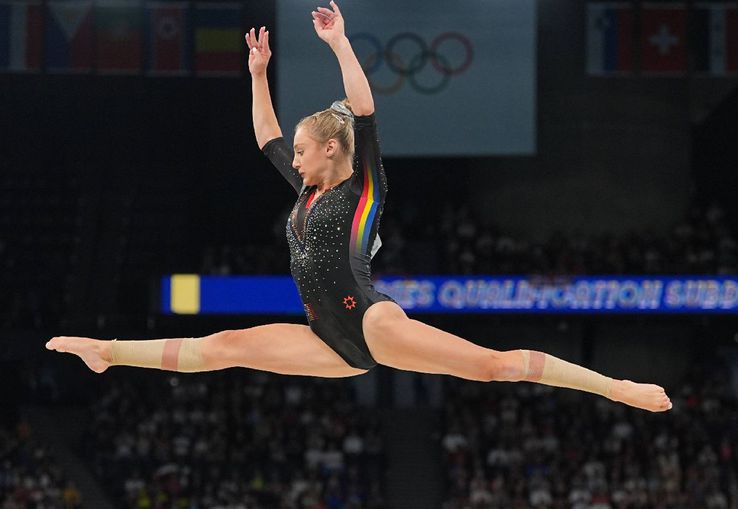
262;113;393;370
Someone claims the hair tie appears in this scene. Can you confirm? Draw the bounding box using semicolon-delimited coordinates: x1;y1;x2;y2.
330;101;353;118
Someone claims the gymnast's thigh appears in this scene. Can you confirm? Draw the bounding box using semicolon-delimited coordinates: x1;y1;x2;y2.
207;323;369;378
362;301;496;380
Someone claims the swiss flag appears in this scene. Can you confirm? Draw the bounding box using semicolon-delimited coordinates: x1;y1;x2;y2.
641;4;687;74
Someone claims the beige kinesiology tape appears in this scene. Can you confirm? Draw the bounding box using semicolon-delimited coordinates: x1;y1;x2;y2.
110;338;205;372
522;350;614;400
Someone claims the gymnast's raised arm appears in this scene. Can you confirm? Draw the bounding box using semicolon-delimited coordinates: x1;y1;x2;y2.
246;26;282;150
312;1;374;116
246;26;303;194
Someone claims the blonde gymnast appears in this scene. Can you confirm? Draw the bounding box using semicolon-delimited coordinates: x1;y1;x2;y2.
47;1;671;413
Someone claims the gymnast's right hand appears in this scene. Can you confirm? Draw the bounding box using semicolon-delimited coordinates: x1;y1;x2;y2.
245;26;271;76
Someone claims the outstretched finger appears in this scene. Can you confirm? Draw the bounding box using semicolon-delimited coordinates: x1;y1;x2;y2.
263;29;270;51
245;30;253;49
316;6;334;18
259;25;266;44
329;0;342;16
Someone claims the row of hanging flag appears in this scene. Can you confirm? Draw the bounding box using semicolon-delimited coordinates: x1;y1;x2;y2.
0;1;243;76
588;2;738;76
5;1;736;78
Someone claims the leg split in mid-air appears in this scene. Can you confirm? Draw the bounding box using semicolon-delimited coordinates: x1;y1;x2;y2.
48;299;671;414
361;302;672;413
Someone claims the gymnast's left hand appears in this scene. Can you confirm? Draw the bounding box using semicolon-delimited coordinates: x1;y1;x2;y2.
312;1;346;47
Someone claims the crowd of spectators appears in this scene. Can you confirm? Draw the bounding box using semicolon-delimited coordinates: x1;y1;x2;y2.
0;420;82;509
81;371;385;509
440;360;738;509
201;202;738;277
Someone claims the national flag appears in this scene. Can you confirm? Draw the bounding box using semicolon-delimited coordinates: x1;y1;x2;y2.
641;3;687;75
194;2;242;76
145;2;189;76
96;1;143;74
0;1;42;72
45;0;93;73
693;4;738;75
586;3;634;75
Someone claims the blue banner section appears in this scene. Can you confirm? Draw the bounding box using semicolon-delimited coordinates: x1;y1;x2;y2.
161;275;738;315
200;276;302;314
376;276;738;314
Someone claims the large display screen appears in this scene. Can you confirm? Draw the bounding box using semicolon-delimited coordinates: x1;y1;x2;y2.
275;0;536;156
161;275;738;315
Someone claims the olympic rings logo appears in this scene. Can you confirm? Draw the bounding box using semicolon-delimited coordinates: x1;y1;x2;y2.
349;32;474;95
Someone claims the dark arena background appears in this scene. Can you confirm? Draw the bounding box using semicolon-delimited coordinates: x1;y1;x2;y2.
2;1;738;508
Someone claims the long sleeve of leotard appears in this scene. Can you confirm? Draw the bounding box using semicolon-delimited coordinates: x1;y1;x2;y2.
347;113;387;259
262;137;302;194
349;113;387;200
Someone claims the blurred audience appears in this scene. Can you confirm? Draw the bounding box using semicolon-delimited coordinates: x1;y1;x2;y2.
202;202;737;277
0;420;82;509
82;371;385;509
3;165;734;333
440;360;738;509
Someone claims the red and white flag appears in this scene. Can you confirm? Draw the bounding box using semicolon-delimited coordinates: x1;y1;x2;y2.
641;3;687;75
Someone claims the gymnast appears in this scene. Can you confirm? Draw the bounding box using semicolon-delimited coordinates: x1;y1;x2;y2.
46;1;671;413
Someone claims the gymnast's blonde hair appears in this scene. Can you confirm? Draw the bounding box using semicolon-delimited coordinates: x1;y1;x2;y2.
296;99;355;160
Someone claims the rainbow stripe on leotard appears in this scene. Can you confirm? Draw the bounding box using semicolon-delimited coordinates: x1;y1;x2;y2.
350;157;379;254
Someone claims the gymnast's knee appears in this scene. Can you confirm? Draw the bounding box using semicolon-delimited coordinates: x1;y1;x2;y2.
200;329;242;367
362;301;407;339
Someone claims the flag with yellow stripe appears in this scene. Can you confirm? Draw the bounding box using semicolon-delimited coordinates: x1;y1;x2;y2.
194;2;241;76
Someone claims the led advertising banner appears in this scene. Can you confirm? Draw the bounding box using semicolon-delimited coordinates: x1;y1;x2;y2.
161;275;738;315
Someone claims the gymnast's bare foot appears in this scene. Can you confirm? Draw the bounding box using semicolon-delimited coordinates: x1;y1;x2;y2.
46;336;112;374
610;379;672;412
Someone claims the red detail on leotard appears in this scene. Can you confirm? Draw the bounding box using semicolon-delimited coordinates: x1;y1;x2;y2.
304;303;318;321
305;190;316;209
343;296;357;310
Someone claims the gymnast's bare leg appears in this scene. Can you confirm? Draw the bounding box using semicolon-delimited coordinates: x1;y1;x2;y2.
45;325;368;378
362;302;672;413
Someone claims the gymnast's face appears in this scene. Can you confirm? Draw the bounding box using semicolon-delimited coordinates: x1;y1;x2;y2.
293;126;338;187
